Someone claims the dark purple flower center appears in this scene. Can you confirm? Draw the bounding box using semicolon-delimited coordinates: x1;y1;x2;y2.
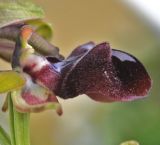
46;42;151;102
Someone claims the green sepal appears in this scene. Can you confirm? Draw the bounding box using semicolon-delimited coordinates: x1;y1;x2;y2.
0;71;25;93
26;20;53;40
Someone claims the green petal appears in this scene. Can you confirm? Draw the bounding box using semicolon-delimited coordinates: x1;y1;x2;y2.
27;20;53;40
0;1;44;28
0;71;25;93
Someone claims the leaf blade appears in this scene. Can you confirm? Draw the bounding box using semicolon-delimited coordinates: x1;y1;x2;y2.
0;1;44;28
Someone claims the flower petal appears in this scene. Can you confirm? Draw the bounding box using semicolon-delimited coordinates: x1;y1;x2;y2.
0;39;15;62
110;49;151;101
56;42;151;102
12;73;62;115
67;41;95;58
21;54;60;91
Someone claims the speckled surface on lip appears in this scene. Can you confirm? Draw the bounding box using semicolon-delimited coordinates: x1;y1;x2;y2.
53;42;152;102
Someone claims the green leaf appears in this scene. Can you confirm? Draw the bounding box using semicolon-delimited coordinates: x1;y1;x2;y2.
0;71;25;93
0;1;44;28
27;20;53;40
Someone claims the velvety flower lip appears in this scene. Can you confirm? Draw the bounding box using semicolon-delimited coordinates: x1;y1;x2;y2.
49;42;152;102
111;49;151;101
67;41;96;57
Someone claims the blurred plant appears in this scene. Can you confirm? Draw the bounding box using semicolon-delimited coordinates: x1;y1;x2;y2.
0;0;152;145
120;140;139;145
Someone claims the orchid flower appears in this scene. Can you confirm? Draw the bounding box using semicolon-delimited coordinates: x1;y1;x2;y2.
0;26;151;115
0;2;153;145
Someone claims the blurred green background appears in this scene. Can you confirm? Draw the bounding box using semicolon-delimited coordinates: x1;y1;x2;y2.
1;0;160;145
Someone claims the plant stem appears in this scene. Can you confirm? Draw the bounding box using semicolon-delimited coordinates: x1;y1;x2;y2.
0;125;11;145
8;92;30;145
8;93;16;145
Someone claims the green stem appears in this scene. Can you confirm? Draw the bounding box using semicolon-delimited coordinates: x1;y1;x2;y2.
8;94;16;145
0;125;11;145
8;92;30;145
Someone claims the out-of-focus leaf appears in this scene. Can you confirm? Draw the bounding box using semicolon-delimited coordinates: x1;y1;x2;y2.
120;140;139;145
0;71;25;93
27;20;53;40
0;1;44;28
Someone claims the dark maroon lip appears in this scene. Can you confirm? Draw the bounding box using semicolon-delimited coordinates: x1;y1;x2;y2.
111;49;151;99
44;42;152;102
